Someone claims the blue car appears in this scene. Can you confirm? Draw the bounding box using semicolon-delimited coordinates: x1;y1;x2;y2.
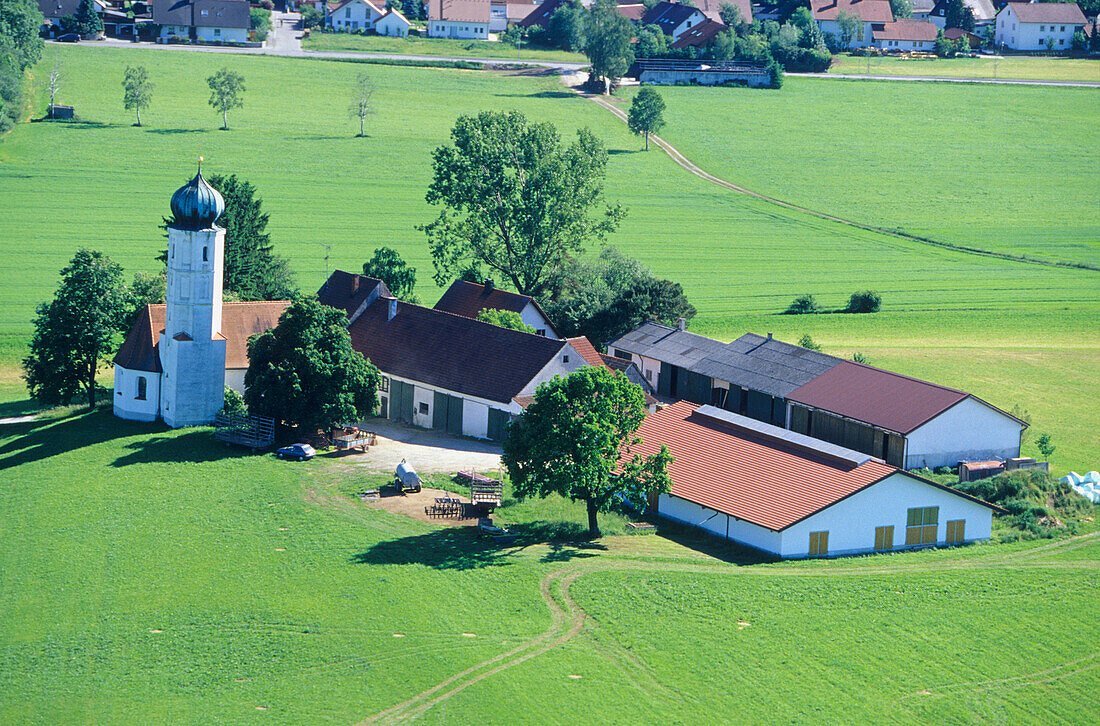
276;443;315;461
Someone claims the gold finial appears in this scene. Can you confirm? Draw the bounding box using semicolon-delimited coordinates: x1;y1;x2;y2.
197;155;204;172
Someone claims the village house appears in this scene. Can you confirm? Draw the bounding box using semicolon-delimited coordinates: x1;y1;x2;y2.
153;0;251;42
632;402;1003;558
873;18;939;50
994;2;1086;51
609;323;1026;470
432;279;561;338
375;7;411;35
695;0;752;25
37;0;107;36
944;26;982;48
811;0;894;48
909;0;936;21
325;0;384;32
670;18;728;49
927;0;995;29
641;1;710;42
488;0;535;31
427;0;491;39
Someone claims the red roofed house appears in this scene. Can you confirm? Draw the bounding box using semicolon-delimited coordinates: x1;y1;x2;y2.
994;2;1086;51
325;0;384;31
433;279;560;338
811;0;895;48
428;0;491;38
633;402;1001;557
670;18;727;49
943;26;982;48
873;18;938;50
694;0;752;25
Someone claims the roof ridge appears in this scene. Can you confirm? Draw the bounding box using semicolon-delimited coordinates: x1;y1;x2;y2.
384;296;567;347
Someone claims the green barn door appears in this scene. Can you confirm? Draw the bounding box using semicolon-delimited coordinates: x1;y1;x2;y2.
487;408;509;442
433;391;448;430
390;380;414;423
447;395;463;436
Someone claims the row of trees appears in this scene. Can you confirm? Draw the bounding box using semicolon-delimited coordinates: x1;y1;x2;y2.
0;0;44;133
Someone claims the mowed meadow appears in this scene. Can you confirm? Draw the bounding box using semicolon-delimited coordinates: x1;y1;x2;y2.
1;45;1098;468
0;410;1097;725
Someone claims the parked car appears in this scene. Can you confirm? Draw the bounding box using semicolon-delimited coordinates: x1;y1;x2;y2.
276;443;315;461
57;34;80;43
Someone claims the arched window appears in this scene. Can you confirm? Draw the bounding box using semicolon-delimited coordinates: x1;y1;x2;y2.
136;376;147;401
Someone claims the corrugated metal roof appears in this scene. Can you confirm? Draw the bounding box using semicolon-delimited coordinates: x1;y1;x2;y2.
631;401;898;531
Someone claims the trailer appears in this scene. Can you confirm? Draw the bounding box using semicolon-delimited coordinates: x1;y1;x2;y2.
393;459;422;494
334;428;376;452
457;470;503;510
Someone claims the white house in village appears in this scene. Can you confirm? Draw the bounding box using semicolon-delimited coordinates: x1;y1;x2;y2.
432;279;561;338
375;8;411;35
641;1;709;42
427;0;491;39
153;0;251;42
326;0;384;31
994;2;1087;51
811;0;895;48
873;19;939;51
634;403;1002;558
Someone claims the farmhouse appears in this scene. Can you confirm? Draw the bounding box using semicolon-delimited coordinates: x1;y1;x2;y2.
153;0;251;42
632;402;1002;558
609;323;1026;469
909;0;935;21
319;271;589;440
432;279;560;338
873;19;938;50
113;170;289;427
641;1;710;42
428;0;491;39
693;0;752;24
325;0;384;32
927;0;995;29
489;0;535;31
994;2;1086;51
37;0;107;37
670;19;728;49
375;7;411;36
811;0;895;49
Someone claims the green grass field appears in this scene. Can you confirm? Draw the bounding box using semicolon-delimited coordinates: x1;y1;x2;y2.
0;46;1097;470
303;32;587;62
829;53;1100;82
0;410;1096;724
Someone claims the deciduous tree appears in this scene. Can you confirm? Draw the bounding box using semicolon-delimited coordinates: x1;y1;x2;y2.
421;110;624;299
944;0;974;32
23;249;128;408
122;65;153;126
43;57;61;115
207;67;245;130
503;366;673;537
836;10;862;46
362;246;417;301
583;0;635;93
0;0;45;70
244;299;380;433
476;308;536;333
348;72;373;137
627;86;665;151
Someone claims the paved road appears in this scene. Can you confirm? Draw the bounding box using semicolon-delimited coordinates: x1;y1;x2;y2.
791;71;1100;88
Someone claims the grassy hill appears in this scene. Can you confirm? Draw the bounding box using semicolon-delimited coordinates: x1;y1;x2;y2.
0;410;1096;724
0;46;1096;470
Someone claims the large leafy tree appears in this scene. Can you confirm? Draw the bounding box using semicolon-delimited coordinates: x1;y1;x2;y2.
944;0;974;32
584;0;635;93
503;366;672;537
627;86;665;151
23;249;128;408
362;246;417;301
122;65;153;126
0;0;45;70
206;67;245;130
73;0;102;35
244;299;380;433
421;110;624;299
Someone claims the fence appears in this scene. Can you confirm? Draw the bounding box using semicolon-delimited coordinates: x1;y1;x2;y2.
214;411;276;449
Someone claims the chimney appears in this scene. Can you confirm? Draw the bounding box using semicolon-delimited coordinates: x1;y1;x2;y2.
677;317;687;331
485;279;494;292
351;275;360;294
388;298;398;321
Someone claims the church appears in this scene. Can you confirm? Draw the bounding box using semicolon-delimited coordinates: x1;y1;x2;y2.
113;167;288;427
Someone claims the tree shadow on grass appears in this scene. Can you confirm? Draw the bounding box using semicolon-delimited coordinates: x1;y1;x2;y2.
145;128;210;135
352;521;606;570
0;408;143;470
0;398;46;418
494;90;576;99
650;518;778;566
607;149;639;155
111;429;255;467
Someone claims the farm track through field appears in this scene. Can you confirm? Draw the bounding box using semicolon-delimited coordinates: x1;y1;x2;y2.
352;531;1098;723
575;87;1100;274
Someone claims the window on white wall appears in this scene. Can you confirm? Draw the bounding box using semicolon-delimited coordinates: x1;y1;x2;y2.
906;506;939;545
419;402;429;415
136;376;147;400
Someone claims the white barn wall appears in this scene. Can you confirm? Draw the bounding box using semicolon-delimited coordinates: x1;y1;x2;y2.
383;374;515;439
905;397;1022;469
463;400;490;439
657;494;783;554
779;472;993;557
516;343;586;396
427;20;489;39
412;385;434;428
113;365;161;422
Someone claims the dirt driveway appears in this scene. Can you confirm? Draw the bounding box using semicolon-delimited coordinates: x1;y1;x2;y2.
324;418;503;474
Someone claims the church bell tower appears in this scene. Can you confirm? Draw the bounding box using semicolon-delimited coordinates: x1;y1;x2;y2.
159;161;228;427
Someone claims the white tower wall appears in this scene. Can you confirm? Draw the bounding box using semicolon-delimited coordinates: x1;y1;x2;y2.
159;225;227;427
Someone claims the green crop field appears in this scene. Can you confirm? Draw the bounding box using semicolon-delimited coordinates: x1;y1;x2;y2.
303;32;587;62
829;53;1100;82
0;46;1097;470
0;409;1097;724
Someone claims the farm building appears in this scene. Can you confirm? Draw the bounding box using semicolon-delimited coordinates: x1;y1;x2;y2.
427;0;491;39
873;19;938;50
943;26;982;48
153;0;251;42
326;0;384;32
994;2;1086;50
609;323;1026;470
632;402;1002;558
811;0;895;48
432;279;560;338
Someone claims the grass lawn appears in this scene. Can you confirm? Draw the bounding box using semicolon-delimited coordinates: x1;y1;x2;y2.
829;53;1100;83
0;409;1096;724
303;32;587;63
0;47;1097;470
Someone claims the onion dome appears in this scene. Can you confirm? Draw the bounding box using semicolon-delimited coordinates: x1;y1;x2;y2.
169;161;224;230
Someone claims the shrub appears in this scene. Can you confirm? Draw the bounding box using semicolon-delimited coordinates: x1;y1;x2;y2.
1036;433;1056;458
845;290;881;313
221;386;247;416
767;59;784;88
797;334;821;351
851;351;869;364
301;6;323;28
784;294;818;315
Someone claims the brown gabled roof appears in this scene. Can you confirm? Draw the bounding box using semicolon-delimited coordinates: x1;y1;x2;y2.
873;19;937;42
518;0;566;28
642;1;702;34
433;280;560;337
429;0;490;23
617;2;647;21
786;360;1006;435
317;270;391;322
670;18;727;48
694;0;751;24
566;336;605;367
811;0;894;23
1003;2;1085;24
114;301;290;373
347;298;568;404
943;27;980;41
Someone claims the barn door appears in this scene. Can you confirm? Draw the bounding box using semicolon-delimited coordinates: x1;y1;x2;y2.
447;395;463;436
433;391;448;430
487;408;508;442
